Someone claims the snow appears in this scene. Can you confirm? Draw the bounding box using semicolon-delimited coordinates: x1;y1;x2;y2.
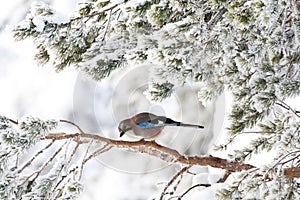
29;1;70;32
192;166;225;185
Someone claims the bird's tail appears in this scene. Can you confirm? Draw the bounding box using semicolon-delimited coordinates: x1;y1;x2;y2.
164;117;204;129
177;122;204;129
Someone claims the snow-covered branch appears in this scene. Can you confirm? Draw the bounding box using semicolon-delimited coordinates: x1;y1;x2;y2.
283;167;300;178
0;113;299;199
42;132;254;172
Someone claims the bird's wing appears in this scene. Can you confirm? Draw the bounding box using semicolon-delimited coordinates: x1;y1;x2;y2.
133;112;158;124
133;112;167;126
132;112;204;129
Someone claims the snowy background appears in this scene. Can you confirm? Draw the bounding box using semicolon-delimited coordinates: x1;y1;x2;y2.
0;0;237;199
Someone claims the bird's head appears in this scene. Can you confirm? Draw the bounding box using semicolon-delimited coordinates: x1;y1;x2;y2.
118;119;132;137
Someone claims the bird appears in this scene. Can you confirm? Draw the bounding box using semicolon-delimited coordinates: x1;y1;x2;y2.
118;112;204;139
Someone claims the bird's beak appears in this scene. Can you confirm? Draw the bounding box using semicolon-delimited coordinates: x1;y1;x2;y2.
119;131;125;137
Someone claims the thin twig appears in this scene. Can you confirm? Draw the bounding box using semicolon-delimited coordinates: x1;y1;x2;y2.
20;140;69;186
170;172;185;196
53;176;72;200
216;130;273;151
53;166;79;199
59;119;85;133
179;184;211;199
33;140;68;178
172;169;230;199
8;118;18;125
17;140;56;173
160;166;191;200
217;171;231;183
269;149;300;172
241;131;275;134
101;8;112;42
67;142;81;164
186;170;197;175
276;100;300;117
82;144;112;165
52;143;82;193
70;1;123;22
78;140;94;181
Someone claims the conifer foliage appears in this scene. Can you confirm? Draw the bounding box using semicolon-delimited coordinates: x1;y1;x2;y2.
3;0;300;199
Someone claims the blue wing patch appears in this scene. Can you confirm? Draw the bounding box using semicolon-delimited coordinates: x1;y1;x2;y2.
137;122;156;129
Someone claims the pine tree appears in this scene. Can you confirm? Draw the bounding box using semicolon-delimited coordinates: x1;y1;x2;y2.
1;0;299;199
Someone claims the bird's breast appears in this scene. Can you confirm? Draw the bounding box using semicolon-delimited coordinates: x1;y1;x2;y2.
132;126;164;139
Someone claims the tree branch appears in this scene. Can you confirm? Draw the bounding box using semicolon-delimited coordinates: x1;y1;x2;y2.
17;139;55;173
42;133;300;178
276;100;300;117
217;171;232;183
70;1;124;22
179;183;211;199
59;119;85;133
42;133;254;172
283;167;300;178
160;166;191;200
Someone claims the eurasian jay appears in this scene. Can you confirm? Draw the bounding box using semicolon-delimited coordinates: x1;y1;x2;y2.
118;112;204;139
